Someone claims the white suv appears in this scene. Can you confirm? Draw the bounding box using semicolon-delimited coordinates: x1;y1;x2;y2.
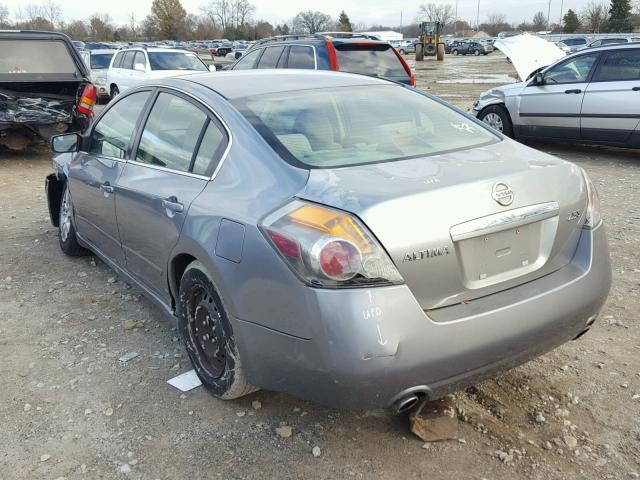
106;47;215;98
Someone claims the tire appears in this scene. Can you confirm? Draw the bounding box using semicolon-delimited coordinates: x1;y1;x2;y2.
452;49;458;56
415;43;424;61
436;43;445;61
110;85;119;100
178;261;257;400
478;104;514;138
58;183;88;256
474;49;480;56
399;49;405;55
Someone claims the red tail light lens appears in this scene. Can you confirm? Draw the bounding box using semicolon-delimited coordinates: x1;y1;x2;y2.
78;83;97;116
267;230;301;258
317;239;361;281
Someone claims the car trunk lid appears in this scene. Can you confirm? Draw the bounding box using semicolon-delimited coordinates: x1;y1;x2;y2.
298;140;587;310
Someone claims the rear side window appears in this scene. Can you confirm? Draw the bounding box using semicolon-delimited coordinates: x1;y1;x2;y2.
135;92;208;173
286;46;316;69
90;91;151;158
232;49;261;70
594;50;640;82
191;121;228;176
335;44;408;78
133;51;146;69
0;39;78;75
257;46;285;69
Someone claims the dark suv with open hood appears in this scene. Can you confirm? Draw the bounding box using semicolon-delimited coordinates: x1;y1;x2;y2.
0;30;96;150
229;32;415;86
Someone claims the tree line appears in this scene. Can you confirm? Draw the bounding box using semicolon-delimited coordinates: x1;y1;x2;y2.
0;0;637;42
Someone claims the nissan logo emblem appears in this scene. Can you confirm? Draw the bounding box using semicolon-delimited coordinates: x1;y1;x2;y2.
492;182;514;206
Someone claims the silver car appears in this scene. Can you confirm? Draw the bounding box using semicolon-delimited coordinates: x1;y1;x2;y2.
473;44;640;148
46;70;611;412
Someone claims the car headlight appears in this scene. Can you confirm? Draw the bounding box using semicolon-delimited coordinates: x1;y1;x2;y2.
95;77;106;86
581;169;602;229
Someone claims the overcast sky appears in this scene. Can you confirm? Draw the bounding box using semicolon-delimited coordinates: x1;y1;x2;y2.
5;0;598;28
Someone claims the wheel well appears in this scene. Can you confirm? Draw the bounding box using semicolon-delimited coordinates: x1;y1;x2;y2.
169;253;197;306
46;174;66;227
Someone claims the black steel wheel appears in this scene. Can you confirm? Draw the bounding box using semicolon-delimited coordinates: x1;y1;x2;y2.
178;261;257;399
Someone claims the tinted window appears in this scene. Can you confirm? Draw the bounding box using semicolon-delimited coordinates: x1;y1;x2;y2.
112;52;124;68
122;51;136;69
562;38;586;46
234;85;497;168
594;50;640;81
90;91;150;158
287;46;315;69
335;44;407;78
192;121;228;176
0;39;78;75
233;49;261;69
257;46;285;69
90;53;114;69
147;52;207;71
602;38;627;45
133;51;146;69
136;93;207;173
544;53;599;84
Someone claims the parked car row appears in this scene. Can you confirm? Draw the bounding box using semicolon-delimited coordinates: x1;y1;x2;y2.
446;40;494;56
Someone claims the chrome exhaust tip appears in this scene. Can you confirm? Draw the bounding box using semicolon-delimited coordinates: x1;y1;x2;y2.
391;394;420;414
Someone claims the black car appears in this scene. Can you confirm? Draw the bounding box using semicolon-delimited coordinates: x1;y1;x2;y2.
450;41;491;56
0;30;96;150
229;33;415;86
216;42;234;57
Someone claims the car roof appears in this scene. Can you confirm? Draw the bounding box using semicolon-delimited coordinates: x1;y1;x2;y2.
569;42;640;55
119;47;193;53
90;49;117;54
177;69;394;100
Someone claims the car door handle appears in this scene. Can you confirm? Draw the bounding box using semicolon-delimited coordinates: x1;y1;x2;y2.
564;89;582;94
162;197;184;213
633;86;640;91
100;183;115;195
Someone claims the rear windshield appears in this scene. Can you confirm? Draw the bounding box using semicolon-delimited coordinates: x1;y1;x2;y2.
335;44;408;78
234;85;498;169
91;53;114;69
0;39;78;75
147;52;208;71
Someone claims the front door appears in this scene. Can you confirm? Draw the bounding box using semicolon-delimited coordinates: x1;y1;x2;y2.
581;48;640;144
68;90;152;266
517;52;600;140
115;90;229;302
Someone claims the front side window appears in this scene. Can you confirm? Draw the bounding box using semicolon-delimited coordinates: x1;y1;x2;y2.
89;91;151;158
594;49;640;82
544;53;599;84
232;49;261;70
147;52;208;71
234;85;498;169
135;93;207;172
112;52;125;68
121;51;136;70
287;46;315;69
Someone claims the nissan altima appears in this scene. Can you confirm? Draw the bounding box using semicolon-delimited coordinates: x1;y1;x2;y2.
46;70;611;413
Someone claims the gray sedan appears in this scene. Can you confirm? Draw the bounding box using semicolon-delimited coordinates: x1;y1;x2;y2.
46;70;611;412
473;44;640;148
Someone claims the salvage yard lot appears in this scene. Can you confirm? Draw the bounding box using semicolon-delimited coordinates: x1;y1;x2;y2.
1;53;639;479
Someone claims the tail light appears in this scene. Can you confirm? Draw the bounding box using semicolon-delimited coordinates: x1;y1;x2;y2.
392;47;415;86
326;41;340;71
580;169;602;229
260;200;403;288
77;84;97;117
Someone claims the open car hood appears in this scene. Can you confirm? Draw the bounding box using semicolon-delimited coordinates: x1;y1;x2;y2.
494;34;566;80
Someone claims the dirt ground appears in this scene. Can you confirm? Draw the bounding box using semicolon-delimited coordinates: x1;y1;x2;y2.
1;53;639;480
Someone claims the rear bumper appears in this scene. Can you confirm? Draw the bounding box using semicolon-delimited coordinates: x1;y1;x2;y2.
233;225;611;410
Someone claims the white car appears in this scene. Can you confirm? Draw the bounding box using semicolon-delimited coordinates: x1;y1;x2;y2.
79;49;118;100
106;47;215;98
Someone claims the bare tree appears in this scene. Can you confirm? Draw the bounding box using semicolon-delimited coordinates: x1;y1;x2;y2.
292;10;333;33
416;3;455;28
64;19;88;40
41;0;62;28
0;3;9;27
89;13;114;40
481;13;511;36
128;12;138;40
532;11;547;30
580;1;609;32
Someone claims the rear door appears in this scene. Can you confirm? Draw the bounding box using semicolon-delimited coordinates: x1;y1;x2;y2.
333;42;412;85
581;48;640;144
115;89;229;302
68;90;152;266
516;52;599;140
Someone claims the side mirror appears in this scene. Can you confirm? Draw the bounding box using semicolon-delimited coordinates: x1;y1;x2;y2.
209;64;216;72
533;73;545;85
51;133;80;153
134;62;145;72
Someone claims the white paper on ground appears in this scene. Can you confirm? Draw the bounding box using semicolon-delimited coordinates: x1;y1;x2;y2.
167;369;202;392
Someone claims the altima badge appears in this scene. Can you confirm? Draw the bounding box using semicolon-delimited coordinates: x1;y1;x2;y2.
492;182;514;206
403;247;450;262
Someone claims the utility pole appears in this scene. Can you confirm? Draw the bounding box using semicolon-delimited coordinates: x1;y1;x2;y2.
454;0;459;35
476;0;480;31
559;0;564;26
400;10;403;29
547;0;552;31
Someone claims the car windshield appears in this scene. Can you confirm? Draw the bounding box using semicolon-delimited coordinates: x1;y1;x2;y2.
334;44;408;78
234;85;499;169
147;52;208;71
91;53;114;69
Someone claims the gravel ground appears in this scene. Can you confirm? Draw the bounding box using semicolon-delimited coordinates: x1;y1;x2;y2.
1;53;639;480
